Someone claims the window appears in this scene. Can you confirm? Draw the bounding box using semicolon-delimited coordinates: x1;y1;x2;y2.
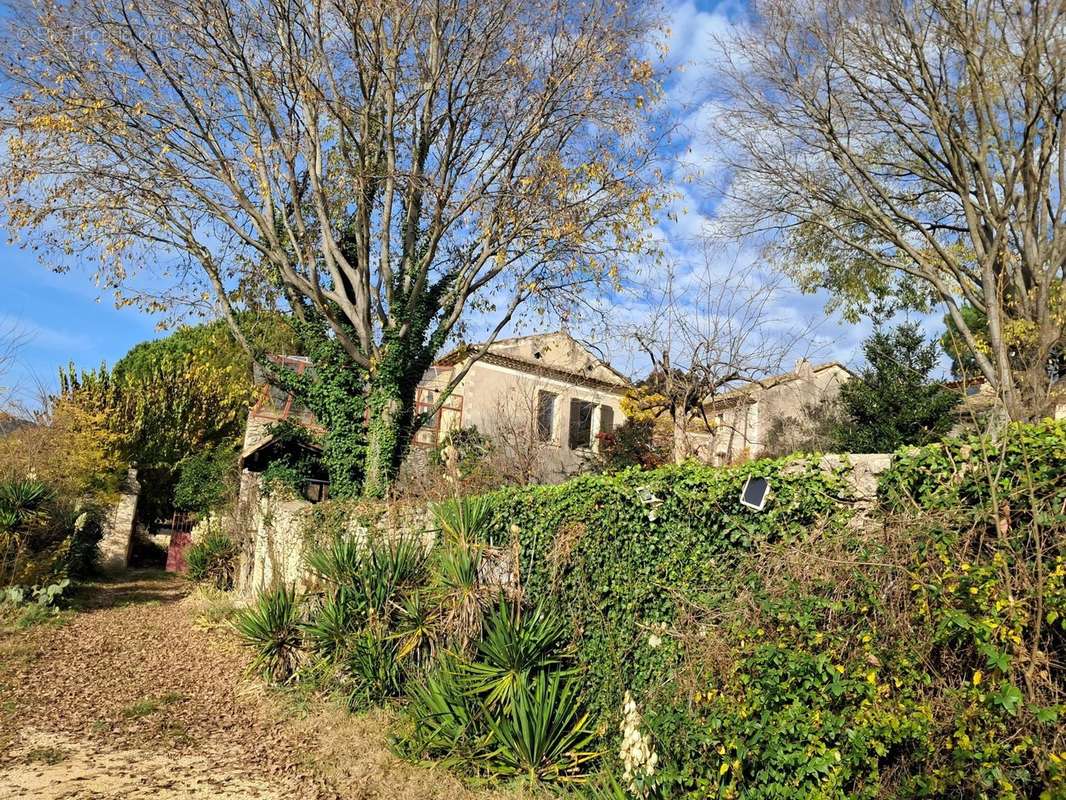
536;391;557;442
568;398;594;449
599;405;614;435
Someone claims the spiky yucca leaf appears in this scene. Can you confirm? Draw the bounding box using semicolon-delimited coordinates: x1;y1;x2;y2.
346;626;403;710
483;670;600;783
431;539;496;649
233;584;303;683
302;587;363;661
464;601;569;708
402;655;485;766
432;495;493;545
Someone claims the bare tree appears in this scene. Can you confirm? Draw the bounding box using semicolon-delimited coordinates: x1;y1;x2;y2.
713;0;1066;421
484;385;556;485
0;321;27;424
624;249;814;462
0;0;663;496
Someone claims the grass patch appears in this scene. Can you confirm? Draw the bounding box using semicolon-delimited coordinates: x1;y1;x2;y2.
120;692;185;719
186;586;240;631
24;746;67;765
15;605;69;629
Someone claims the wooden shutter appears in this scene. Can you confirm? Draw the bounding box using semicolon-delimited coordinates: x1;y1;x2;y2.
599;405;614;435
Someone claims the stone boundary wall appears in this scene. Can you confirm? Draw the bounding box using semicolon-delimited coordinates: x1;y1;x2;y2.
235;454;894;596
98;468;140;574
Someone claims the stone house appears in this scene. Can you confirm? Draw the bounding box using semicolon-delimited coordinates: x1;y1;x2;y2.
686;359;855;465
239;331;631;493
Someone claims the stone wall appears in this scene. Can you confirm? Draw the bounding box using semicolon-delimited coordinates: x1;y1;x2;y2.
234;471;437;596
234;454;895;596
98;468;140;574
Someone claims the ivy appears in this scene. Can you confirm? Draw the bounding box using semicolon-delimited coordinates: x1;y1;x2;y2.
481;456;854;722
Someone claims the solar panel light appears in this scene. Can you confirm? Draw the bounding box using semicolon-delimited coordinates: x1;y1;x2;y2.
634;485;660;505
634;485;663;521
740;475;770;511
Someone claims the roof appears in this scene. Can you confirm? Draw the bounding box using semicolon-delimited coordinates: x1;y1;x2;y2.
706;361;855;409
434;331;632;394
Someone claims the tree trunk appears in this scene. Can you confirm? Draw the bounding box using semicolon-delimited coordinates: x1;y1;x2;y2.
672;413;689;464
362;391;405;500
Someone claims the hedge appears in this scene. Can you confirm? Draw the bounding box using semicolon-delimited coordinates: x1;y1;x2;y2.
482;456;854;720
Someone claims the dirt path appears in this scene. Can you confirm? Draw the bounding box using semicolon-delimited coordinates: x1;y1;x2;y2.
0;571;514;800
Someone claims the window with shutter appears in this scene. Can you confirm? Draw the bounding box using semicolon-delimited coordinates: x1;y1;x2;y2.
536;391;557;442
599;405;614;435
568;399;594;449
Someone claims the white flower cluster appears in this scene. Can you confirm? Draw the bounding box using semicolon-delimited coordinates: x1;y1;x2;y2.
619;690;658;796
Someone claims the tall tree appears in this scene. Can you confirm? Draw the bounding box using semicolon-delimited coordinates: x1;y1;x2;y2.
835;322;960;453
0;0;663;496
713;0;1066;421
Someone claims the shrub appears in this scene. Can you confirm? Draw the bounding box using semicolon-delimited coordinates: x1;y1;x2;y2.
590;419;669;472
185;528;238;589
0;478;103;586
174;446;236;514
233;584;303;682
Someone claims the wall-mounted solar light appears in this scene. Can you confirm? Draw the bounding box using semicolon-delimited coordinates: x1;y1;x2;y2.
635;485;663;521
740;475;770;511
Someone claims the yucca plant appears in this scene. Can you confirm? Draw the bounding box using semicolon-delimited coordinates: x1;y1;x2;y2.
233;584;303;683
464;601;569;708
304;533;363;587
360;532;427;621
432;495;493;545
302;587;364;662
392;590;438;664
346;626;403;710
483;669;599;784
185;529;238;589
431;539;496;650
402;655;484;766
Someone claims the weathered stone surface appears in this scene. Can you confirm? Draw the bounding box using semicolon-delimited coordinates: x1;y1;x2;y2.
99;468;140;574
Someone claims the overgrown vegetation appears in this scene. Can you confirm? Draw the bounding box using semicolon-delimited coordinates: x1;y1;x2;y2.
234;420;1065;798
0;477;103;589
184;527;238;590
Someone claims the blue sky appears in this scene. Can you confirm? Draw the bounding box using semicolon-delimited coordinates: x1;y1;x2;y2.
0;0;944;407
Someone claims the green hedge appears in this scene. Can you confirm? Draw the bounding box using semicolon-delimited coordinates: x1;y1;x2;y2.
879;418;1066;513
480;427;1065;798
483;456;853;720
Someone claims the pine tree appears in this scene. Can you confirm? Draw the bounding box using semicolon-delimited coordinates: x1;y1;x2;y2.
835;323;960;453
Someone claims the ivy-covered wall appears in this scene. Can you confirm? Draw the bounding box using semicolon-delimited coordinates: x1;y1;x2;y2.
482;457;855;719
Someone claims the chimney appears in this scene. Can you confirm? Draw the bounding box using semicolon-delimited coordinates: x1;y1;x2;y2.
794;358;814;381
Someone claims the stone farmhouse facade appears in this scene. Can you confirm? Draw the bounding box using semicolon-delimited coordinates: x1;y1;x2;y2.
685;359;855;465
239;331;631;493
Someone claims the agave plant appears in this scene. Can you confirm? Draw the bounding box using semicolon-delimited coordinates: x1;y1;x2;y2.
432;495;493;545
464;601;569;708
233;584;303;683
483;669;600;783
